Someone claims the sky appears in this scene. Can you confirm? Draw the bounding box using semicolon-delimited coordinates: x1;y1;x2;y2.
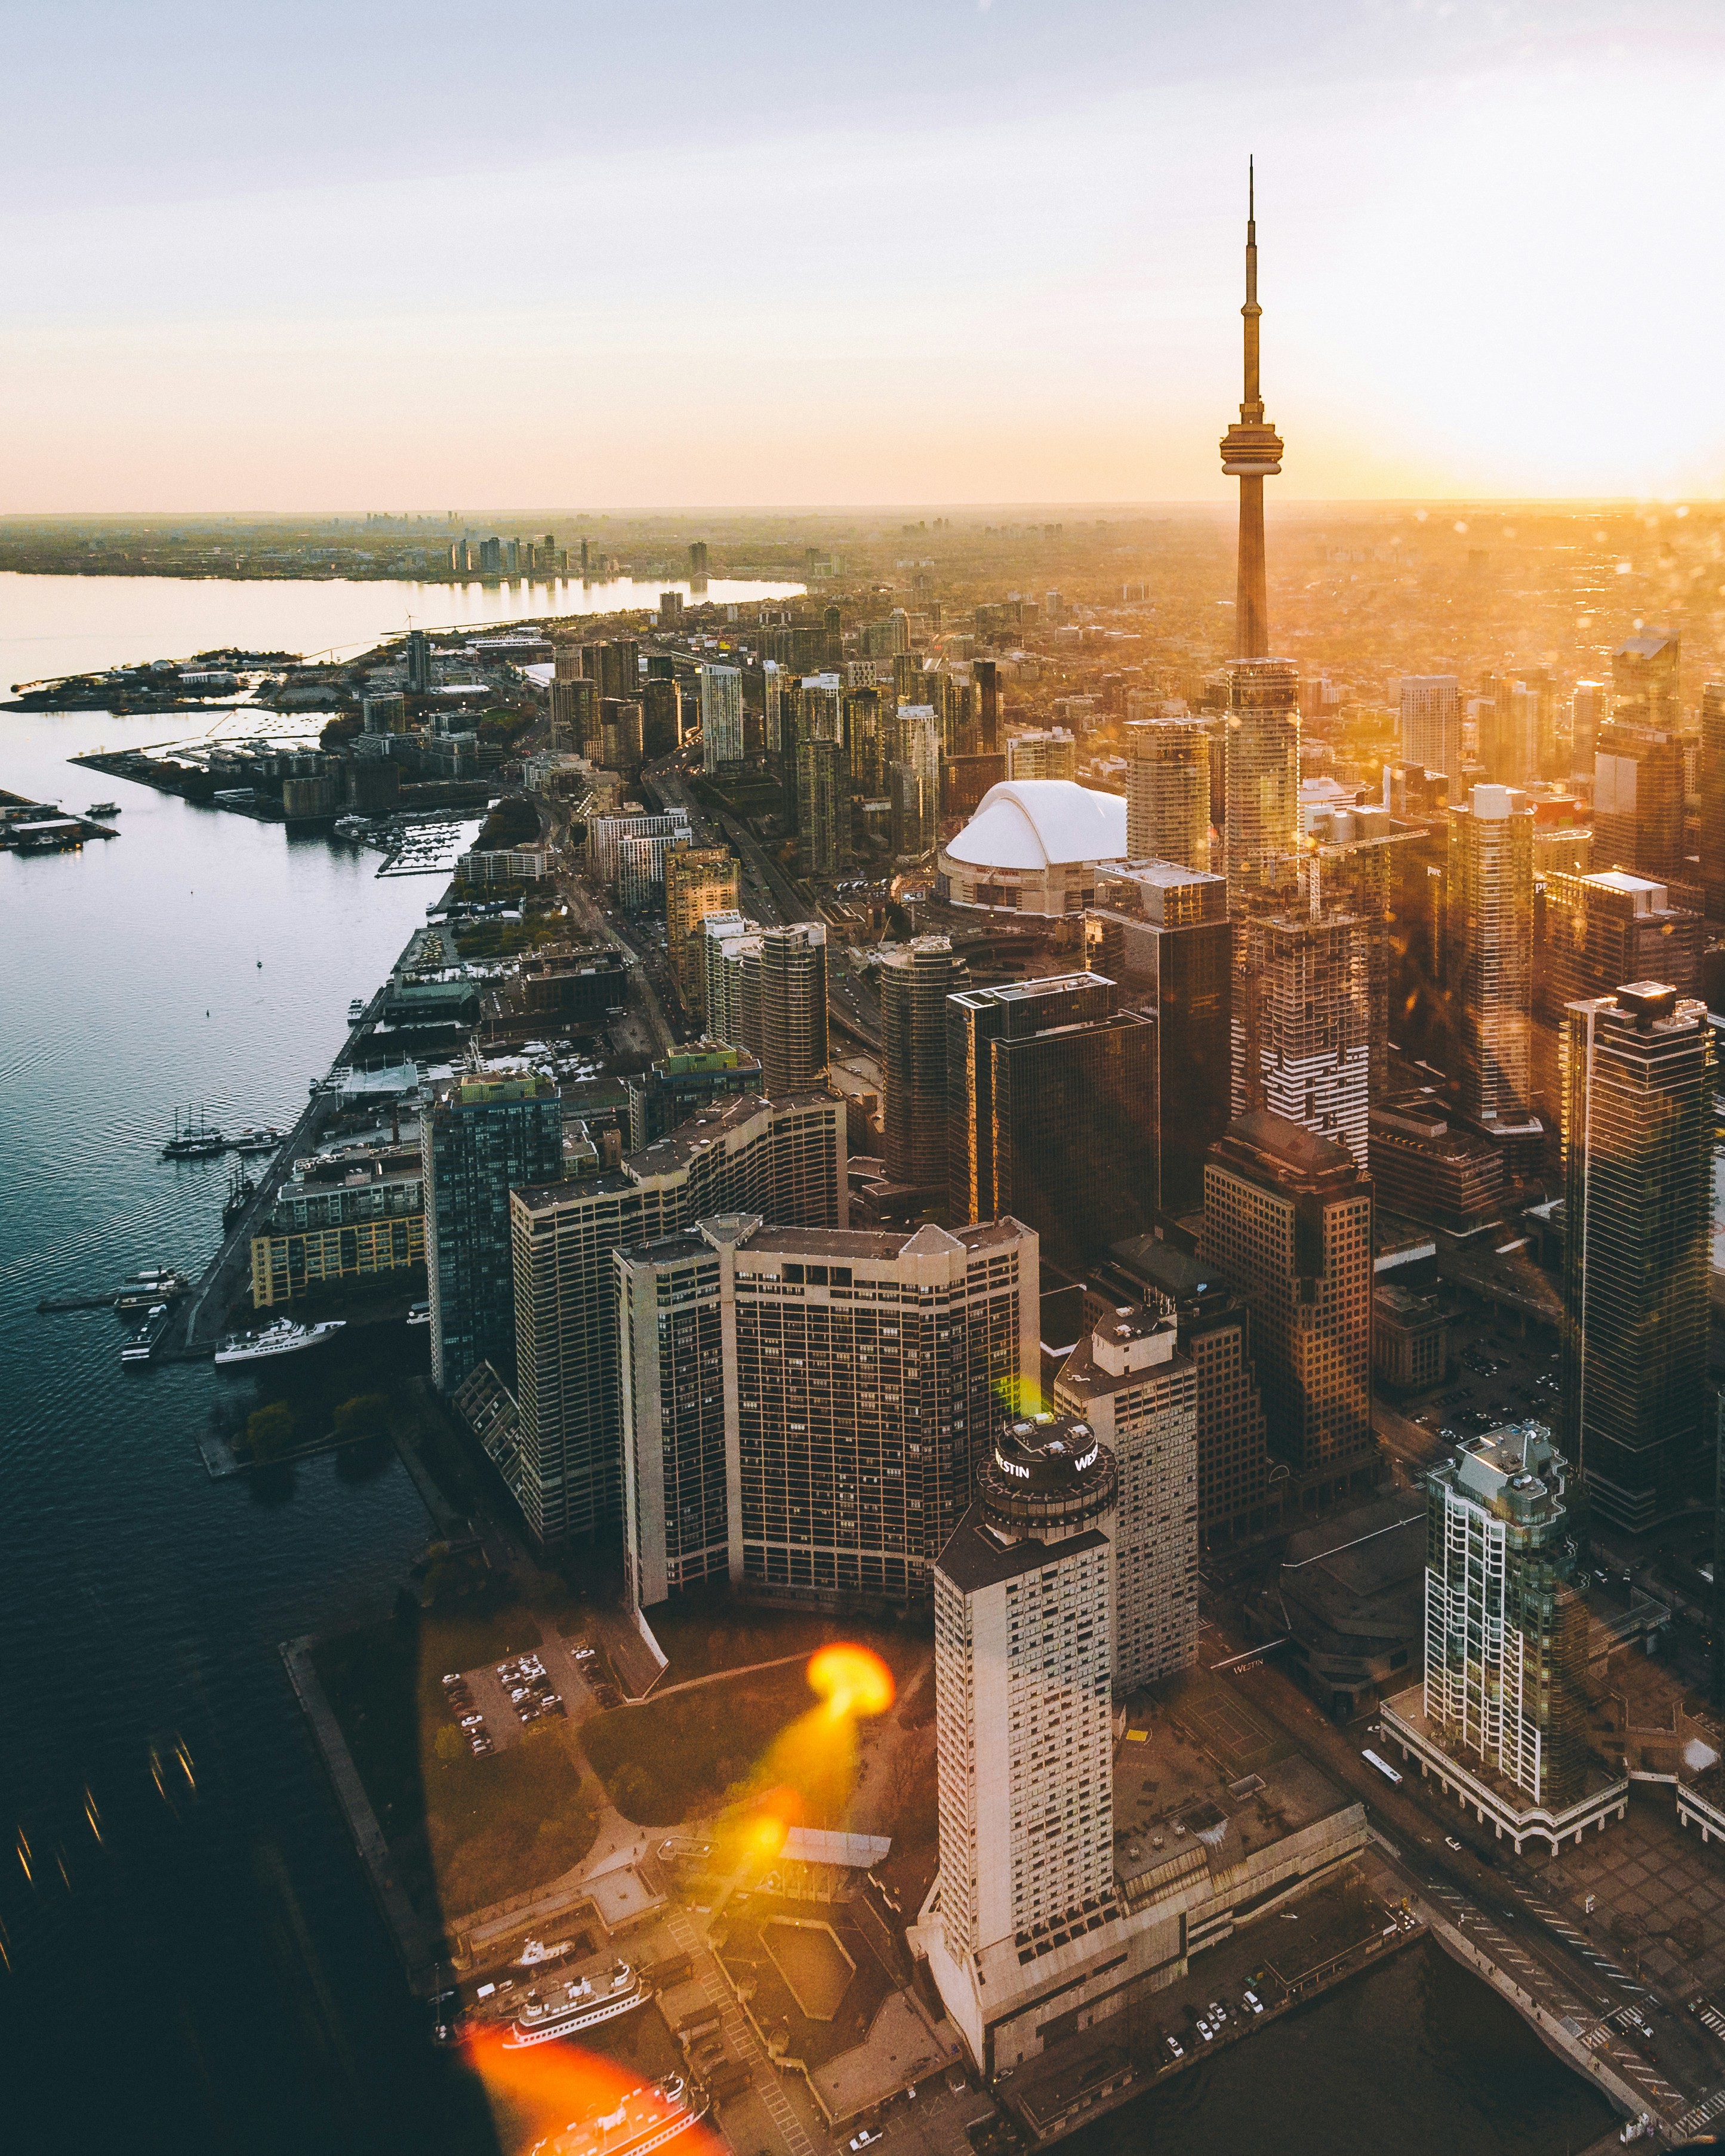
6;0;1725;511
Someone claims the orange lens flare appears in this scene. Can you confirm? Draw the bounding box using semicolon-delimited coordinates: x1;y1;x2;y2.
461;2032;725;2156
806;1643;894;1721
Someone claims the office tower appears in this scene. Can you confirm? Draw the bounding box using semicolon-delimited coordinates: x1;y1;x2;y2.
1591;717;1685;880
946;974;1157;1271
1219;160;1282;659
1087;863;1232;1213
405;629;432;694
1421;1422;1588;1808
762;660;784;754
550;676;596;752
942;753;1007;827
617;1215;1036;1609
579;535;590;575
929;1412;1119;2045
700;663;744;771
1091;1237;1277;1545
624;1043;763;1150
602;697;645;775
753;922;830;1091
583;637;639;701
1612;627;1680;730
1005;729;1076;783
1200;1113;1375;1504
1700;683;1725;921
841;685;884;794
1570;681;1609;777
554;639;585;683
796;735;845;874
666;846;741;1016
1446;784;1534;1123
1123;720;1210;870
823;603;843;667
689;539;709;578
509;1091;848;1543
642;675;680;757
890;646;922;702
1398;676;1461;786
422;1074;563;1394
1367;1093;1505;1229
1559;983;1714;1530
1233;899;1372;1169
799;672;844;744
1223;658;1301;897
1538;870;1704;1021
975;657;1001;755
1478;678;1543;789
890;703;940;857
1055;1305;1199;1689
879;936;959;1189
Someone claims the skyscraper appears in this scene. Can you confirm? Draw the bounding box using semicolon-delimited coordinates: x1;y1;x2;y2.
1005;729;1077;783
1593;717;1685;881
1700;683;1725;923
1086;863;1233;1213
1200;1113;1376;1508
1612;627;1679;731
879;935;959;1190
1233;896;1372;1169
1123;719;1210;871
1570;680;1609;778
700;663;744;771
796;734;845;875
975;657;1001;756
1223;658;1301;900
1055;1304;1199;1690
1219;159;1282;662
1418;1423;1589;1810
405;627;432;694
689;539;709;578
753;922;830;1092
1446;783;1534;1123
423;1074;564;1394
1559;982;1714;1530
509;1091;847;1543
1536;869;1704;1022
929;1412;1119;2044
642;674;680;757
617;1215;1037;1609
624;1042;762;1150
664;845;741;1018
946;974;1157;1270
1398;676;1462;787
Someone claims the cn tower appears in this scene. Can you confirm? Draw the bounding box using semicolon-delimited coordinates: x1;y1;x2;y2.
1219;159;1283;661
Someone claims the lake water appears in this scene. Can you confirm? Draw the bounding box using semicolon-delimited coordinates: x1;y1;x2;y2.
0;569;807;689
0;577;1626;2155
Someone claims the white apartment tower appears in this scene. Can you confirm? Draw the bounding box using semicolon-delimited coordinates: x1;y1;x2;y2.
928;1413;1120;2065
1055;1305;1199;1690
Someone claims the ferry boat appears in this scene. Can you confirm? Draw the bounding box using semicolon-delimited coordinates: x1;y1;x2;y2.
121;1304;172;1365
162;1107;226;1159
114;1267;189;1313
230;1125;283;1154
406;1300;432;1328
526;2077;707;2156
501;1961;651;2050
86;802;121;818
214;1317;345;1367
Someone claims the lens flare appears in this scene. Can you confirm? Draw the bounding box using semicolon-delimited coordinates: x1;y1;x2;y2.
806;1644;895;1721
460;2031;724;2156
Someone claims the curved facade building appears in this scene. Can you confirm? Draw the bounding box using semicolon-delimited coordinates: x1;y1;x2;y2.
937;778;1127;916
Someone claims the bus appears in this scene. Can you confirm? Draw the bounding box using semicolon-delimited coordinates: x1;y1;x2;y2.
1362;1748;1404;1786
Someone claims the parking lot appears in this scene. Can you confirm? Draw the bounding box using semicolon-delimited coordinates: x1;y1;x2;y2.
1396;1300;1562;1446
438;1629;605;1758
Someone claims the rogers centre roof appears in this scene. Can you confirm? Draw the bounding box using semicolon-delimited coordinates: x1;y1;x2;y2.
944;779;1128;870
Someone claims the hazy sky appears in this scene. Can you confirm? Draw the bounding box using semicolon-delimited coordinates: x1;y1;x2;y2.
7;0;1725;510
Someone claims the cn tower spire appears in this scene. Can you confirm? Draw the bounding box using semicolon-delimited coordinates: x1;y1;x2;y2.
1220;158;1283;660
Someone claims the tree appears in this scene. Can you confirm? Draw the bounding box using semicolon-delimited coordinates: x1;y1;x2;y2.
433;1724;464;1764
333;1392;390;1437
244;1402;296;1460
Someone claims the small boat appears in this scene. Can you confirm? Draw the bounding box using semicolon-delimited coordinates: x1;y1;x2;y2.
114;1268;189;1313
214;1318;345;1366
86;802;121;818
230;1125;282;1154
121;1304;172;1365
223;1162;256;1227
406;1301;432;1328
162;1107;226;1159
348;998;368;1022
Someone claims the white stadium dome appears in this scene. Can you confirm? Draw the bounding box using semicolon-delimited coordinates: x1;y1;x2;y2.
938;779;1128;915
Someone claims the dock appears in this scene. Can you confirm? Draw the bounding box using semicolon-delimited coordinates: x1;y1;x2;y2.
1;786;119;851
